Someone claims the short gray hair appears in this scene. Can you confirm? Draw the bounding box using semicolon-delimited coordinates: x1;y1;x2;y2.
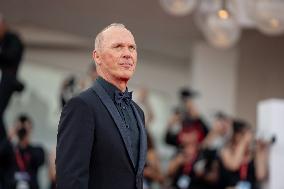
94;23;126;51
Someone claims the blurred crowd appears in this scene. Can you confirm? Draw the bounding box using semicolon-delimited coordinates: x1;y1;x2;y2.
156;89;270;189
0;17;271;189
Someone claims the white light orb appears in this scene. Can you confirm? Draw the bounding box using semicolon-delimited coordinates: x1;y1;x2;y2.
160;0;197;16
203;11;241;49
251;0;284;35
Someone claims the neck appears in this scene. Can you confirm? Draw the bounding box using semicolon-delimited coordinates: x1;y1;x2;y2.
99;72;128;92
110;79;128;92
115;80;127;92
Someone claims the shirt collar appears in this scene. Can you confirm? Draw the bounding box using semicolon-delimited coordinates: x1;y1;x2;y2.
97;76;127;102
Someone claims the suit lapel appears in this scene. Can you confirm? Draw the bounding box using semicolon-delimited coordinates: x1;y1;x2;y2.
130;102;147;175
92;82;136;170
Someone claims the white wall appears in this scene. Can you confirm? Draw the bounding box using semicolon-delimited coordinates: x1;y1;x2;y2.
190;42;239;123
258;99;284;189
236;31;284;126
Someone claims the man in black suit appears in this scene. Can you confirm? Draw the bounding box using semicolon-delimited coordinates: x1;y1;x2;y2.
56;23;147;189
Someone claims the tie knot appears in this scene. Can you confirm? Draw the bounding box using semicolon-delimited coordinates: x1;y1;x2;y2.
115;90;132;105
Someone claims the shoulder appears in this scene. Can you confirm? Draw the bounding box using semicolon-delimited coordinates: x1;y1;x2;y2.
61;89;94;116
78;87;98;101
58;90;96;132
6;31;23;45
61;87;103;115
67;87;98;107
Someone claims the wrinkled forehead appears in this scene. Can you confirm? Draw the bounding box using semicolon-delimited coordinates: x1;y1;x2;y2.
102;27;136;46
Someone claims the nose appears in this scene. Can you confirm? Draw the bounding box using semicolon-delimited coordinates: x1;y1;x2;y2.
123;54;131;59
122;48;131;59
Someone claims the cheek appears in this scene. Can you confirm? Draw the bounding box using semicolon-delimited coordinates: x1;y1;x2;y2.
132;63;137;71
132;59;138;71
133;53;138;63
104;53;115;63
101;54;118;69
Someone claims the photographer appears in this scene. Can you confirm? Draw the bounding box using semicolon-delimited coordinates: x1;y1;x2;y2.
219;120;269;189
165;88;208;147
167;130;202;189
10;115;45;189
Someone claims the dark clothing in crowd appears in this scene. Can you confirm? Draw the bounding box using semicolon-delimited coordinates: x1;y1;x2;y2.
0;142;44;189
166;117;208;147
12;145;45;189
0;31;24;135
0;138;14;189
180;117;208;143
170;157;200;189
219;159;259;189
194;151;221;189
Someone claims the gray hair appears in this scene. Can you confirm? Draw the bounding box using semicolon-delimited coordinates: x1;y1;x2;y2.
94;23;126;51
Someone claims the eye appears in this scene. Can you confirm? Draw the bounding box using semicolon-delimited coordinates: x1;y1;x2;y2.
113;44;123;50
129;45;136;51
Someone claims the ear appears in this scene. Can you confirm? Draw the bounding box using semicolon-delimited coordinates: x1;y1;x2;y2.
93;50;101;65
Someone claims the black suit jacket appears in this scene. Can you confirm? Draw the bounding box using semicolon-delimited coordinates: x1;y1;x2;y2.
56;81;147;189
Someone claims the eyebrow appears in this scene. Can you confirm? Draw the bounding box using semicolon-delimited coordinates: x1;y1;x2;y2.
111;42;136;48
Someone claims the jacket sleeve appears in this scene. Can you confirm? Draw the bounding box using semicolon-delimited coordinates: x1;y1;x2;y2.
56;96;95;189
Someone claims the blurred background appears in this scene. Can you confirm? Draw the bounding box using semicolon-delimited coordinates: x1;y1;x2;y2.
1;0;284;189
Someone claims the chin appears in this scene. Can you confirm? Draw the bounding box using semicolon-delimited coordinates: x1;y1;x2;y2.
119;75;132;81
119;71;134;80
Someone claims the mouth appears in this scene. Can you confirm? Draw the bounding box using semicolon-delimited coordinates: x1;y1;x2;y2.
119;62;133;68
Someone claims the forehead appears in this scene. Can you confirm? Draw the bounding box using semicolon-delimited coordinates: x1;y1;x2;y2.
102;27;136;46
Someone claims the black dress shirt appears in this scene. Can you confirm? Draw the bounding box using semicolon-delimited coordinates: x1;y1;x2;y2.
97;76;140;169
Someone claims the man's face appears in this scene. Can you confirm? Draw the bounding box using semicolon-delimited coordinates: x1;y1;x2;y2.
94;27;137;81
16;120;32;142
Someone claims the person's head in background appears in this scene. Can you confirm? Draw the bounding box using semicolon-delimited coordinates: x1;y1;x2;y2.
213;112;232;136
0;14;7;40
179;88;199;118
231;119;253;146
15;114;33;147
93;23;137;91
